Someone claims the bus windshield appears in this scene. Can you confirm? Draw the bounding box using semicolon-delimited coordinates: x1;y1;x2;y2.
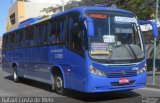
86;11;145;64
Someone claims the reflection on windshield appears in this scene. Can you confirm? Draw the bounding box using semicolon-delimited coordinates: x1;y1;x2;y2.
86;11;144;64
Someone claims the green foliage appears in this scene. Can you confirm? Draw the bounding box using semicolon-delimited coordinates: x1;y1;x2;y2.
41;6;61;13
41;0;155;20
114;0;154;19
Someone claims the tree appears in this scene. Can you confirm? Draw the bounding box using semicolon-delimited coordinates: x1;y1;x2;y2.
113;0;154;19
41;0;156;20
41;5;61;14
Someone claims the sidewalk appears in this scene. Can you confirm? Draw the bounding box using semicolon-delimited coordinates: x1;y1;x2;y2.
147;71;160;89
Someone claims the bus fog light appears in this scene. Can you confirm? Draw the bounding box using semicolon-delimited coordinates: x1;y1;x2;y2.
89;65;106;77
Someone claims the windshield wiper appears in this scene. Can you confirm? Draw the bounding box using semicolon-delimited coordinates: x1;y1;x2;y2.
127;44;138;62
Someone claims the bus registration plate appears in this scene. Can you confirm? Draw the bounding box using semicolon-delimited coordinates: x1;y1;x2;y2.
119;78;129;84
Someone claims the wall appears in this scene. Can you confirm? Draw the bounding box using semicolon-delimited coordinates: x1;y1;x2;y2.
24;2;54;19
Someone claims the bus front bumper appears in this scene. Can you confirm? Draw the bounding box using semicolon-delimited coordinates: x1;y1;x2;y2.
85;72;147;93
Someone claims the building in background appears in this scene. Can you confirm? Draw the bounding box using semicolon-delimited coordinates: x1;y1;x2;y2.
6;0;70;32
0;37;2;64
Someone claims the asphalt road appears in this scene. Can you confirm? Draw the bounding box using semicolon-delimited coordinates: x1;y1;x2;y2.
0;68;160;103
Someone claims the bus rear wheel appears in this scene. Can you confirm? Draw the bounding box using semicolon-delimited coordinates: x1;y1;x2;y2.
13;67;20;83
54;72;65;95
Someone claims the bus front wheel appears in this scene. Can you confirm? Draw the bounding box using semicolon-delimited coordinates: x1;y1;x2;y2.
54;72;65;95
13;67;20;83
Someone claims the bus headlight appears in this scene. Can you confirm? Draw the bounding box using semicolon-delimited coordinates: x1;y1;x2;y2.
89;65;106;77
137;66;147;74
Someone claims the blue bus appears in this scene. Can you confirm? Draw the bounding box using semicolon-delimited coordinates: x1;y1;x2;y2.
2;6;147;95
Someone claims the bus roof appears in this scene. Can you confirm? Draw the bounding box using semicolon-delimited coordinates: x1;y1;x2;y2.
51;6;133;18
18;17;42;28
4;6;133;35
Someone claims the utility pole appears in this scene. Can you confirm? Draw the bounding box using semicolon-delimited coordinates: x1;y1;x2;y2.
61;0;64;12
152;0;159;85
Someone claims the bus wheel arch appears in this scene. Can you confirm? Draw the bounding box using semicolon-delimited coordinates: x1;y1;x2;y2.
51;66;66;95
12;63;17;68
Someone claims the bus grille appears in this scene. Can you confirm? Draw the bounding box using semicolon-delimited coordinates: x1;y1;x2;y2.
106;71;137;78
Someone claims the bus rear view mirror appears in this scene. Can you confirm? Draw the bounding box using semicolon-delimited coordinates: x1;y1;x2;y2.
86;17;94;37
138;20;159;38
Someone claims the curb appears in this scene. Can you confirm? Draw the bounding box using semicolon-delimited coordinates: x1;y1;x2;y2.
146;83;160;89
147;72;160;76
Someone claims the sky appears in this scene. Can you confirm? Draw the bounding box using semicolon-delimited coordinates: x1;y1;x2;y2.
0;0;71;37
0;0;10;37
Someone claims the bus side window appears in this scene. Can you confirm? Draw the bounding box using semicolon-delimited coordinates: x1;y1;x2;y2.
19;30;23;47
2;35;6;49
17;31;21;47
34;25;39;46
9;33;15;49
25;27;34;47
3;35;9;49
39;24;44;45
55;21;60;44
55;17;66;44
49;20;56;44
22;29;26;47
15;31;19;47
42;23;48;45
6;35;9;49
35;24;42;46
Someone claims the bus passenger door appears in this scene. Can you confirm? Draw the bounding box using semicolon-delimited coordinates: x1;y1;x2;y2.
66;16;86;91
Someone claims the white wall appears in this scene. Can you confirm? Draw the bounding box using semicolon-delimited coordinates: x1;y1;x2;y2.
24;2;54;19
28;0;71;5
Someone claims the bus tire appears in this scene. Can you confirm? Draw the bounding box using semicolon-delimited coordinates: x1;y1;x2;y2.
13;66;20;83
54;72;65;95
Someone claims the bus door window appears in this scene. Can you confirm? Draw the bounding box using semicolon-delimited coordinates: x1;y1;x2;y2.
67;13;84;55
70;23;84;55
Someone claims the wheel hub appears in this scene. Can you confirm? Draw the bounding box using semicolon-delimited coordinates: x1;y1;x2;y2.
56;77;62;89
13;71;17;80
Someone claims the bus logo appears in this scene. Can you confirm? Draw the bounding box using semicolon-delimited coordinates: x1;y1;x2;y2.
121;70;126;75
